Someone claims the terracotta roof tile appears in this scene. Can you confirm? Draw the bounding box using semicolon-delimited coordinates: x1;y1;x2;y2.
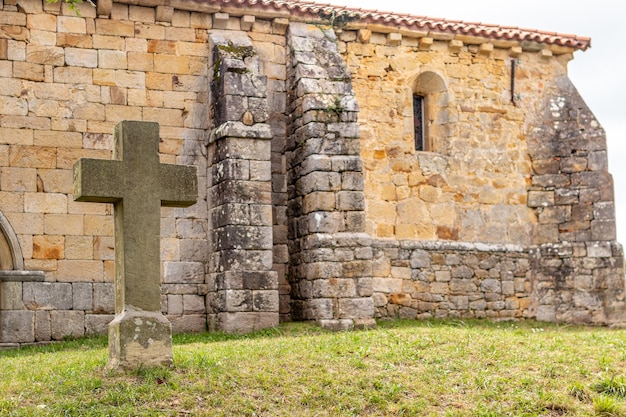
200;0;591;50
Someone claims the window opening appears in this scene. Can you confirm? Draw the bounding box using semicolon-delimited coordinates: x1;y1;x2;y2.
413;94;425;151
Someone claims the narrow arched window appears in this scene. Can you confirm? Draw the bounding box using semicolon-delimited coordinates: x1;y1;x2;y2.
411;71;448;153
413;94;425;151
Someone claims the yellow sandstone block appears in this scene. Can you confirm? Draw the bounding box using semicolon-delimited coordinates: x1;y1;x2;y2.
45;213;83;235
24;192;67;214
98;50;127;69
146;72;174;90
5;211;44;234
154;54;189;74
84;214;114;236
65;235;93;260
55;260;104;282
33;235;64;259
94;236;115;260
9;146;56;169
37;169;73;194
128;51;154;72
95;19;134;37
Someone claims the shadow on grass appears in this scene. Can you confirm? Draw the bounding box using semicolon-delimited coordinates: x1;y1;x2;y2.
0;317;611;359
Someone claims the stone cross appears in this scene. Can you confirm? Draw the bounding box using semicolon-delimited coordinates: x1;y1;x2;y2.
73;121;197;369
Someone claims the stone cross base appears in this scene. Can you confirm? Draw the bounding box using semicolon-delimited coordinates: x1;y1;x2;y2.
107;309;172;370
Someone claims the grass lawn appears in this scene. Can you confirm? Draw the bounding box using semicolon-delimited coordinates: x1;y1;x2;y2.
2;319;626;416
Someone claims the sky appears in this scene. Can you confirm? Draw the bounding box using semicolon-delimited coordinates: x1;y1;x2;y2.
324;0;626;244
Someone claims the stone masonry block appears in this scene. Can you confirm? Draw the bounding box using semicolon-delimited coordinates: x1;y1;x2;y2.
528;191;554;207
312;278;357;298
183;294;206;314
304;298;334;320
217;311;278;334
32;235;64;259
55;260;103;282
337;297;374;319
85;314;114;336
217;249;273;272
35;311;51;341
253;290;279;312
220;289;252;312
1;282;24;310
587;242;613;258
594;202;615;220
93;283;114;314
167;295;183;315
73;282;93;311
591;219;616;241
164;262;205;284
337;191;365;211
23;282;72;310
1;310;34;343
50;310;85;340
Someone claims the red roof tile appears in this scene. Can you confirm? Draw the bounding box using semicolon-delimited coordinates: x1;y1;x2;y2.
202;0;591;50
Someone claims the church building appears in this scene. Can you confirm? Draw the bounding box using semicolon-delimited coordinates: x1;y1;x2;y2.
0;0;623;345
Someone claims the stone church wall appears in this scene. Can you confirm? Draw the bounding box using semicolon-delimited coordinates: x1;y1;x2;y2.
0;0;622;345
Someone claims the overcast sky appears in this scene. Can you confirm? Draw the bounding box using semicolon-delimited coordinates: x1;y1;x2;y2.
324;0;626;244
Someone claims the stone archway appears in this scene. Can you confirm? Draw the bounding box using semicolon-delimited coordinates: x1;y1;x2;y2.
0;211;23;271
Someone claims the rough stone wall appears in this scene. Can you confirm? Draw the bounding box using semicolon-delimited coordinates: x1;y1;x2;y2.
371;241;531;320
0;0;210;343
340;30;536;244
0;0;623;344
530;242;624;324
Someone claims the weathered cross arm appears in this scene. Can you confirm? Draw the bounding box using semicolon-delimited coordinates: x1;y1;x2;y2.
74;159;125;203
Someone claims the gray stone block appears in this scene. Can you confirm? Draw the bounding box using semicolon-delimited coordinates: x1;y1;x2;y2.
73;282;93;311
218;289;252;312
93;283;114;314
527;191;555;207
212;225;273;251
35;311;51;341
179;239;209;263
587;242;613;258
409;250;431;269
318;318;354;331
50;311;84;340
480;279;501;293
169;314;207;334
23;282;72;310
164;262;205;284
253;290;279;312
183;294;206;314
1;282;24;310
593;202;615;220
217;311;278;334
85;314;114;336
591;219;616;241
1;310;34;343
536;305;556;322
167;294;183;315
217;249;273;272
337;297;374;319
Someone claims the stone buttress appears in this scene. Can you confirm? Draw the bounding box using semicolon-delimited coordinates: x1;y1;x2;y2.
285;23;375;330
527;76;625;324
206;33;279;333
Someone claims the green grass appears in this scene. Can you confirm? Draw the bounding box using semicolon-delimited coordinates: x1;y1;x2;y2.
2;319;626;416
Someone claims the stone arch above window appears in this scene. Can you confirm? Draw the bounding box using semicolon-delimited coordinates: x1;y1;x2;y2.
0;211;24;271
411;71;449;153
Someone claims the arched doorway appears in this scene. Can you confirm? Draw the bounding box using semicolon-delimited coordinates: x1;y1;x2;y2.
0;211;23;271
